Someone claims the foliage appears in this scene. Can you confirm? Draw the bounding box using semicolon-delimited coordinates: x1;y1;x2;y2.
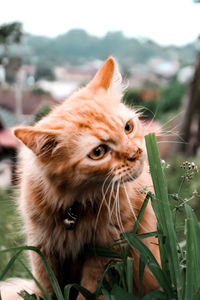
22;30;196;67
35;66;55;82
123;79;186;120
123;89;157;119
158;79;186;115
0;22;23;83
34;103;51;123
0;187;29;279
31;87;50;96
1;134;200;299
0;22;23;45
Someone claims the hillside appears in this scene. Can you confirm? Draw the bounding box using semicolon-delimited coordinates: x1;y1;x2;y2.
20;29;196;68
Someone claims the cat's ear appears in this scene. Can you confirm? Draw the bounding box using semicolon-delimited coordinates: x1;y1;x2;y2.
13;126;58;158
87;56;122;92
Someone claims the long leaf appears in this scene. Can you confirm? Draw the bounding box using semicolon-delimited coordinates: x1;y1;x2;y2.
145;133;183;299
139;255;145;298
127;235;173;297
111;284;139;300
185;205;200;299
132;193;150;234
142;290;167;299
0;246;64;300
64;283;94;300
19;259;52;300
126;257;133;294
102;289;112;300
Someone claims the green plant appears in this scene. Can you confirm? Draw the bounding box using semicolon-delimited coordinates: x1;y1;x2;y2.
34;103;51;123
1;134;200;299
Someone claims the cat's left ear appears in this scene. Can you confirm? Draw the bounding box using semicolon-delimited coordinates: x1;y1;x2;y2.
87;56;122;92
13;126;59;158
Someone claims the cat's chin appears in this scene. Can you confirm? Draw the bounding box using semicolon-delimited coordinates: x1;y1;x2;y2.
120;176;135;184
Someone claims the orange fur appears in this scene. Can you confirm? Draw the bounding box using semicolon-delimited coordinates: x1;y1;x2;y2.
11;57;160;299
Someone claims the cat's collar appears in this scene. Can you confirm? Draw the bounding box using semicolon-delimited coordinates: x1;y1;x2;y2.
63;202;82;230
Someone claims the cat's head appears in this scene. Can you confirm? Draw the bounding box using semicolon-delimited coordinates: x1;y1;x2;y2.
14;57;145;193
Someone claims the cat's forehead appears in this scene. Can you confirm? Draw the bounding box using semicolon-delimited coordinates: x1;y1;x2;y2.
73;101;137;143
71;95;134;123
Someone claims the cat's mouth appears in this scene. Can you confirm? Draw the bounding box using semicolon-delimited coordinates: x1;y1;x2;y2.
117;165;144;184
120;176;135;183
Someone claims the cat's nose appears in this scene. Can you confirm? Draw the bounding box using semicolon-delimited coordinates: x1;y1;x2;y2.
127;148;142;162
127;156;136;162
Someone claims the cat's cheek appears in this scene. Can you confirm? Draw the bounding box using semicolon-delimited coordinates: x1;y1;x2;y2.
132;155;145;179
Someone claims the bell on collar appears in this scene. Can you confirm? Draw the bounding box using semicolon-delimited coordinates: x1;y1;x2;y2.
63;205;79;230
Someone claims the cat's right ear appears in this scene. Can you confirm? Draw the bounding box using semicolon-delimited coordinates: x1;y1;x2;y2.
87;56;122;93
13;126;59;158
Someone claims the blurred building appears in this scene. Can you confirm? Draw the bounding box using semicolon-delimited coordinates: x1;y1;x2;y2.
0;91;58;125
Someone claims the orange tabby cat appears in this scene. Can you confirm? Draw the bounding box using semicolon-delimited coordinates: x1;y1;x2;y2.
5;57;160;299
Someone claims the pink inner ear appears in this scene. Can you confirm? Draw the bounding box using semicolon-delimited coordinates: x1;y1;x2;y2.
88;56;115;91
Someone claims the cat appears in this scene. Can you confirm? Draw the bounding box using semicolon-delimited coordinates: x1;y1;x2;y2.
1;57;160;300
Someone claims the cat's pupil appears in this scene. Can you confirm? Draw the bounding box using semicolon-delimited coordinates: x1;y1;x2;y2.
94;147;101;156
125;122;130;131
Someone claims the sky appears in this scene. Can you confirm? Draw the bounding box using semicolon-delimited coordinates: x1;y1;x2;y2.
0;0;200;46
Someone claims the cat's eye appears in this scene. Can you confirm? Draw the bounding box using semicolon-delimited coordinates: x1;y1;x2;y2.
88;145;108;160
124;120;134;134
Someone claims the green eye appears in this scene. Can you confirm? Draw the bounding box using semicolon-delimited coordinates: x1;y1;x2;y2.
88;145;108;160
125;120;134;134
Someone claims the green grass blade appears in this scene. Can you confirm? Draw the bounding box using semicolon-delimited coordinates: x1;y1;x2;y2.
127;235;173;297
184;206;200;300
142;290;167;299
126;257;133;294
64;283;94;300
0;246;64;300
111;284;139;300
132;193;150;234
139;255;145;298
19;259;52;300
18;291;43;300
0;249;23;280
185;218;196;300
102;289;112;300
145;133;183;299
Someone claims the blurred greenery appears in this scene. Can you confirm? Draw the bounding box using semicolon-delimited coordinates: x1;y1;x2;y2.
22;30;196;67
34;102;51;123
0;187;29;279
165;156;200;238
31;87;51;96
123;79;186;120
0;22;23;46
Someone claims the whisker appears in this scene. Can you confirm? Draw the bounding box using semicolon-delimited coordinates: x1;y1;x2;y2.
122;182;137;222
115;181;126;237
94;172;113;231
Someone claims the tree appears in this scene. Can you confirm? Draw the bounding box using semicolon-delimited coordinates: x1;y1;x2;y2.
0;22;23;46
0;22;23;83
177;49;200;155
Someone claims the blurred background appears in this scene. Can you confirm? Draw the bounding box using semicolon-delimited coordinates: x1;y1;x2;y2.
0;0;200;278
